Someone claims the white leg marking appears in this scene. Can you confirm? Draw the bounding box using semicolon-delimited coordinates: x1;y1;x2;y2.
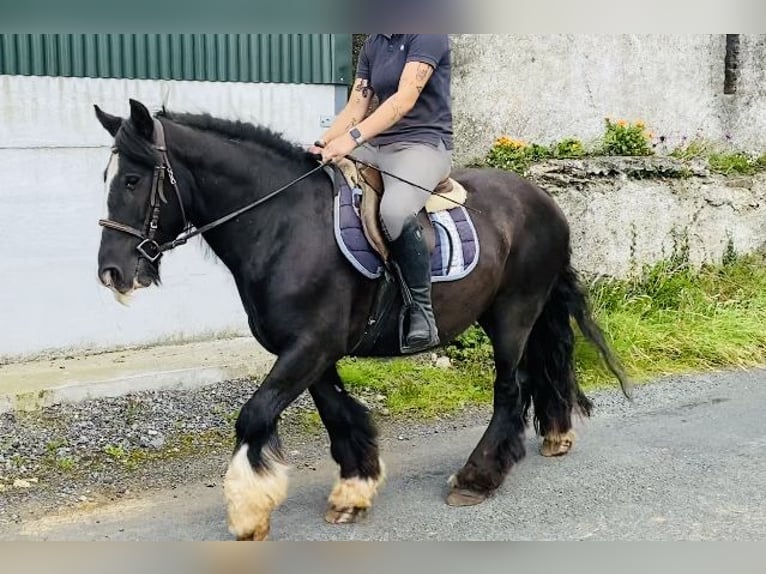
223;443;289;540
541;430;576;457
326;459;386;522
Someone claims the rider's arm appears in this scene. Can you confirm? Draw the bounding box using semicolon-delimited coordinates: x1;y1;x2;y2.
350;60;433;144
318;77;374;145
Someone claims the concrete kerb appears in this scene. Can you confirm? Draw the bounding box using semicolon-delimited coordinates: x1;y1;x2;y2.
0;337;276;414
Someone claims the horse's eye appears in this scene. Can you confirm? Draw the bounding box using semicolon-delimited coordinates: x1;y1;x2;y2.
125;174;140;190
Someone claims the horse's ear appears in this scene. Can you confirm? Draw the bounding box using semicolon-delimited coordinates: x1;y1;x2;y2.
129;99;154;141
94;105;122;138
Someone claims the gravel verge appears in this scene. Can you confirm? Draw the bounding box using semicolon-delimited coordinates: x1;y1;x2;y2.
0;374;486;526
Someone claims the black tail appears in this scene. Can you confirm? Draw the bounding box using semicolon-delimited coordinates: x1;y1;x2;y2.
520;260;631;433
558;263;632;400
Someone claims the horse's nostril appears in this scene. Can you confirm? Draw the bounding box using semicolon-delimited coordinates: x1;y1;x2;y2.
100;266;122;287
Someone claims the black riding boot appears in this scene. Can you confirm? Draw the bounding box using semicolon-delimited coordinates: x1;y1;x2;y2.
388;215;440;353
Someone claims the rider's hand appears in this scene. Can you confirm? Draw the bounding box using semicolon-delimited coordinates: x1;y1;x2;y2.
320;133;357;165
308;139;325;157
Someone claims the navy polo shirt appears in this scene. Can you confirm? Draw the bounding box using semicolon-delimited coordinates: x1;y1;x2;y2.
356;34;453;150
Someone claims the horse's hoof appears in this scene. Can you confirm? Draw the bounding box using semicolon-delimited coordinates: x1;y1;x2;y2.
541;430;576;457
324;505;368;524
446;487;488;507
235;526;269;541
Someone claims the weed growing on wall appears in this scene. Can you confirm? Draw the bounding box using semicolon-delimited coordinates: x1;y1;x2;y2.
485;136;587;175
708;152;766;176
600;118;654;156
485;119;657;173
485;137;540;174
551;137;587;158
484;124;766;177
669;138;710;161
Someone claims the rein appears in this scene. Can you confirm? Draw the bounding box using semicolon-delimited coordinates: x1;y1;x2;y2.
99;118;324;263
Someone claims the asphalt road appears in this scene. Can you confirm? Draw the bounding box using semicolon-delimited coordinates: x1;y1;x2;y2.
4;369;765;541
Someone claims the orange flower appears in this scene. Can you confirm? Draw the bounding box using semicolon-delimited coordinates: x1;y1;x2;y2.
617;119;627;127
495;136;526;149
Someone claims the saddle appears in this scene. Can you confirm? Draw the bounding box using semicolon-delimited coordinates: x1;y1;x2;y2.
335;158;468;261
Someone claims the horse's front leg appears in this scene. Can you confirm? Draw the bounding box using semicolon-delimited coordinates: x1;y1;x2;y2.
224;345;332;541
309;365;385;524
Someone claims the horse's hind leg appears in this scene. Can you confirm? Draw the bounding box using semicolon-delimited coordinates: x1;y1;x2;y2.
446;294;545;506
523;272;593;457
224;346;331;541
309;365;385;524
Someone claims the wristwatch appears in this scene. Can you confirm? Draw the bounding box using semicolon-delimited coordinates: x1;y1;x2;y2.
348;127;364;146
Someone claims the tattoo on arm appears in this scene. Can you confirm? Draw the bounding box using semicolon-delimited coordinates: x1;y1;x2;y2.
354;79;372;98
405;63;433;96
388;96;405;122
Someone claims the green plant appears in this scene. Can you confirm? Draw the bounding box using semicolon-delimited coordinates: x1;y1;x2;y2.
709;152;759;175
485;136;539;174
55;457;76;472
443;325;494;370
45;438;68;453
10;454;28;469
297;411;324;434
722;235;738;267
103;444;127;460
670;138;709;161
484;135;593;174
552;137;587;158
601;118;653;156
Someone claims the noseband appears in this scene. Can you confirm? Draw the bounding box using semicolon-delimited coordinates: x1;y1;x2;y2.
98;119;189;263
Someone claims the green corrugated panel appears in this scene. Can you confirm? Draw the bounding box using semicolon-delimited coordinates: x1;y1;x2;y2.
0;33;350;85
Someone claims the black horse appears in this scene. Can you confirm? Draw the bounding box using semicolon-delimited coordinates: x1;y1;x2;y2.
94;99;629;540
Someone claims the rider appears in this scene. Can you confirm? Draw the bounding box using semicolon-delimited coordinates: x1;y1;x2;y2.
310;34;453;352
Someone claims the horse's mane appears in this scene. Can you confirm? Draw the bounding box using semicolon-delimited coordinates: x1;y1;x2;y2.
157;110;310;163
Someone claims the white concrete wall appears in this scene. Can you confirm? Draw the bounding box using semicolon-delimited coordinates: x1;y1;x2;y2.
0;75;340;359
450;34;766;164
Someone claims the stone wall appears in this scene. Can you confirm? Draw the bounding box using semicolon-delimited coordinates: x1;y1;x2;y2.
527;158;766;277
450;34;766;166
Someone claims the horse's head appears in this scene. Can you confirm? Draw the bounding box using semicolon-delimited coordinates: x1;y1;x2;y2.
94;99;187;304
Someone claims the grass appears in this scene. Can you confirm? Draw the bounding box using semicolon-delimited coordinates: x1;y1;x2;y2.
338;357;493;418
331;254;766;417
670;144;766;176
669;138;710;161
708;152;766;176
578;253;766;386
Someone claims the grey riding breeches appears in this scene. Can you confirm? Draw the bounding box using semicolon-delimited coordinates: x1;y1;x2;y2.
352;140;452;240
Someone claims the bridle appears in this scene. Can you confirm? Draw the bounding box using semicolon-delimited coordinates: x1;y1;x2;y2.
99;118;325;264
98;119;189;263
